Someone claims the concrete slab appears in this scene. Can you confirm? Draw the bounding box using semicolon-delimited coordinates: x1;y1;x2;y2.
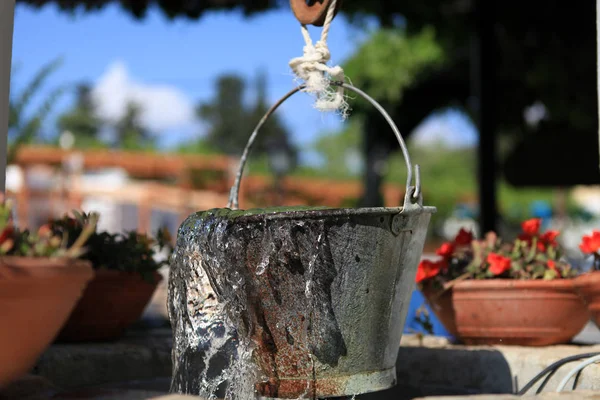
415;391;600;399
393;335;600;395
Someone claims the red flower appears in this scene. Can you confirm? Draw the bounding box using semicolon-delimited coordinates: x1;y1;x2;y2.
580;231;600;255
541;230;559;246
521;218;541;236
415;259;444;283
487;253;512;276
547;260;557;272
436;242;454;258
518;233;533;248
0;225;14;244
454;228;473;246
535;230;560;252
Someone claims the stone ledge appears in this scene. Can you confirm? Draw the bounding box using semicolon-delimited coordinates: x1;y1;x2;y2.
32;329;172;390
390;335;600;397
27;330;600;399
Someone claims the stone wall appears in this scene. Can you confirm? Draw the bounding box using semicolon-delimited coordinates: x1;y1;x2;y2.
31;332;600;399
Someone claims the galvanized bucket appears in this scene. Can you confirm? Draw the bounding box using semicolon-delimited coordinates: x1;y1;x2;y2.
169;83;436;399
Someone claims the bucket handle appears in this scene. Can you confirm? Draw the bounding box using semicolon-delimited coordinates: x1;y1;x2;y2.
227;81;422;211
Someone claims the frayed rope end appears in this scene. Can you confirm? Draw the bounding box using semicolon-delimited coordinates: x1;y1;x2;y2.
289;36;350;119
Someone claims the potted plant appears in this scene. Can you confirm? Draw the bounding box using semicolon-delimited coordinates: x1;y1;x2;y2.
573;230;600;328
48;211;173;342
418;219;588;346
0;201;97;387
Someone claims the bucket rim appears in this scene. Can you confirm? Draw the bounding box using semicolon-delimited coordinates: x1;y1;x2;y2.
199;205;436;223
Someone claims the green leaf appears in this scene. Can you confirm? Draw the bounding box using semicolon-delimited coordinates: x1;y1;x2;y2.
544;269;558;280
547;245;557;260
526;238;538;263
343;27;444;105
12;57;64;120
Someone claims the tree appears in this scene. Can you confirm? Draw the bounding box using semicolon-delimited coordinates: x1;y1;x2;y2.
198;72;296;166
8;57;65;163
342;27;447;205
198;75;249;155
310;118;363;180
56;83;105;149
248;71;297;170
113;101;154;150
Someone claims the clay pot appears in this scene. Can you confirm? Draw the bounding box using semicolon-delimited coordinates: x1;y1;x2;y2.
573;271;600;328
56;270;162;342
423;279;588;346
421;286;458;338
0;257;94;387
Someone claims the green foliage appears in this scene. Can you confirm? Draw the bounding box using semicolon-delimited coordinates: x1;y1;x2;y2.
344;27;444;106
309;119;363;180
57;86;155;150
175;139;220;155
186;168;228;190
197;72;297;168
384;144;559;229
49;211;173;282
114;101;155;150
57;83;106;149
8;57;66;163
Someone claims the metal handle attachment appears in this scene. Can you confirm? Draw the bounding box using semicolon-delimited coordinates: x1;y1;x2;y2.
227;82;423;211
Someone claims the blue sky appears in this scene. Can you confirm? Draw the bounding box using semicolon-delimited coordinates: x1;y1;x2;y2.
11;3;477;157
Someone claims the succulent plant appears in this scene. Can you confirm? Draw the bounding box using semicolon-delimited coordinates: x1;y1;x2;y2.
49;211;173;282
0;200;98;258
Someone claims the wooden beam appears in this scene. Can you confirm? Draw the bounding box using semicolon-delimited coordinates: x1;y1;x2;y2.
0;0;15;193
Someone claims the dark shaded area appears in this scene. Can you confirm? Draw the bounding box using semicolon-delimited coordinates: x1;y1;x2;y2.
505;120;600;186
358;346;513;400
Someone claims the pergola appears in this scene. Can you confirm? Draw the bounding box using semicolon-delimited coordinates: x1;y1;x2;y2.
1;0;599;228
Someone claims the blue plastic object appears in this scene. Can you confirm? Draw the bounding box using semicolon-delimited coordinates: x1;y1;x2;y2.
530;201;553;229
403;290;454;339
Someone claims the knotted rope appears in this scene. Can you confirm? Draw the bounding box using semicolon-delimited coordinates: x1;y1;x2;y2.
289;0;349;118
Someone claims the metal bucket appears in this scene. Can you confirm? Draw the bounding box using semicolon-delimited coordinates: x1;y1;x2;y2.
169;83;436;399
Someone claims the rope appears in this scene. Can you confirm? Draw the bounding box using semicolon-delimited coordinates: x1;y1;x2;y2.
289;0;349;117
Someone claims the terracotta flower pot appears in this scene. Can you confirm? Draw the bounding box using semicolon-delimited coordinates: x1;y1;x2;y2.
56;270;162;342
421;286;459;338
0;257;94;387
423;279;588;346
573;271;600;328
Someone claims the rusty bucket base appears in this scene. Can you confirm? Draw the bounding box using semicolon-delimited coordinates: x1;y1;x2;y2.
257;367;396;399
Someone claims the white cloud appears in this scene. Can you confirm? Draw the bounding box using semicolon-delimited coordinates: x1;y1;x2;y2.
92;61;196;133
411;111;478;149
